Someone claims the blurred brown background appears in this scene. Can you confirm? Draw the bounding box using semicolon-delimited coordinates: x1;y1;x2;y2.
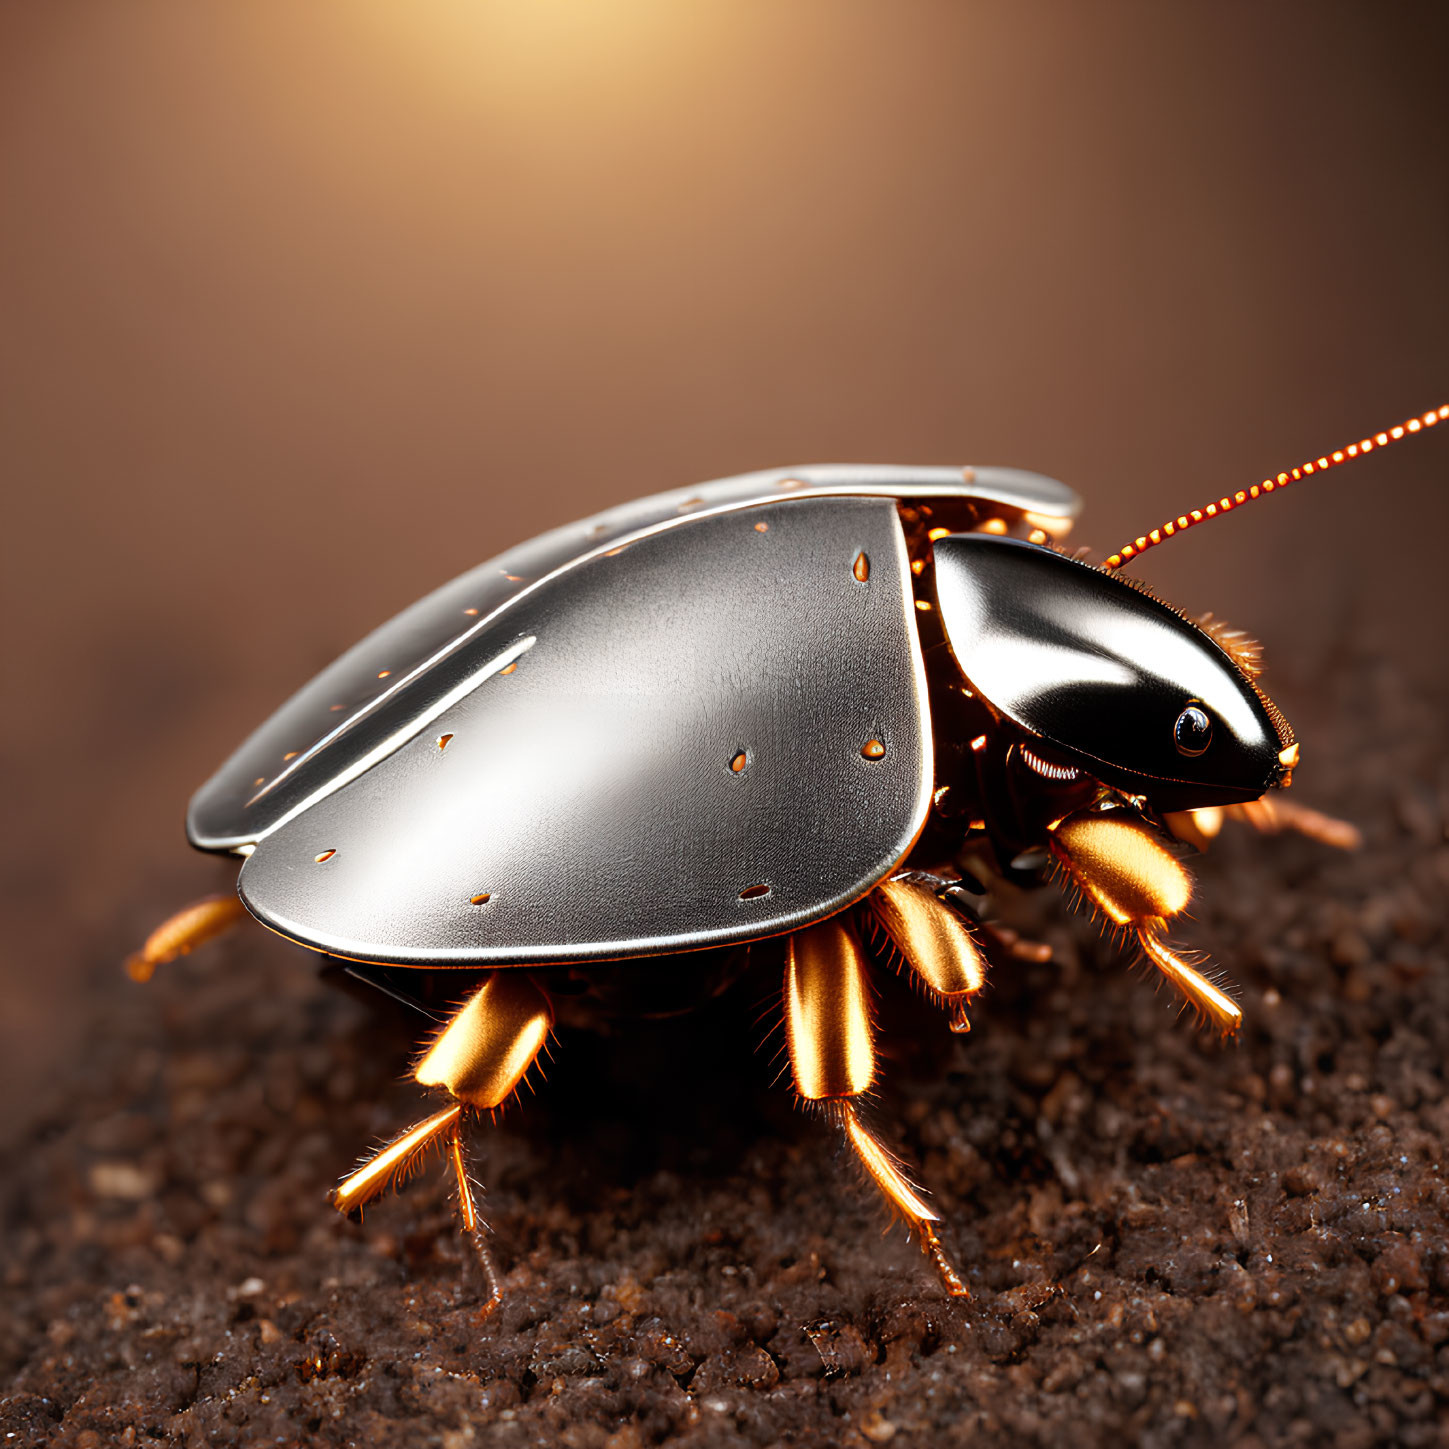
1;1;1445;1140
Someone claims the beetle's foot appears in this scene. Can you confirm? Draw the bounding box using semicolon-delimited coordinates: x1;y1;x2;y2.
465;1227;504;1321
782;939;970;1296
837;1102;970;1299
329;979;555;1318
1050;811;1241;1035
448;1124;503;1317
126;894;247;981
919;1222;971;1299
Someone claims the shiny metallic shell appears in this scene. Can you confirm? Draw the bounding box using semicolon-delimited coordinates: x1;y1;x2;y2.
238;496;929;966
189;464;1075;852
190;464;1079;967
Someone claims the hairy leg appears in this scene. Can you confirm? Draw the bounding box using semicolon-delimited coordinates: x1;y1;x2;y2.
126;894;247;981
1166;797;1361;852
866;874;987;1032
332;971;553;1315
1051;811;1242;1035
783;916;969;1297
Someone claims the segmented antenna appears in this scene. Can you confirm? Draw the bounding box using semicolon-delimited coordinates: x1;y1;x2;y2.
1104;404;1448;571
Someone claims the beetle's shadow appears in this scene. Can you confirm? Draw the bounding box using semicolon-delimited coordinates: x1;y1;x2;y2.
325;933;1059;1238
328;950;804;1217
529;984;788;1204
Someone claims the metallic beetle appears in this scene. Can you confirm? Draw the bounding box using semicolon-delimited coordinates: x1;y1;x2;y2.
134;408;1442;1304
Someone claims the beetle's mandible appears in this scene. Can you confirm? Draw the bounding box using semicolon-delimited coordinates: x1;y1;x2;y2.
133;405;1446;1308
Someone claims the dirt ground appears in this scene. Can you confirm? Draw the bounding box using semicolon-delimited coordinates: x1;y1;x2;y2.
2;652;1447;1449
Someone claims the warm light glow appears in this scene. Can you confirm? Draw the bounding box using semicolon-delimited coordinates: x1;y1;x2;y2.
1023;509;1074;538
359;0;716;125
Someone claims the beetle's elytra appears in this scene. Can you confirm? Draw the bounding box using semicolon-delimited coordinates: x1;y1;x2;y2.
133;407;1445;1308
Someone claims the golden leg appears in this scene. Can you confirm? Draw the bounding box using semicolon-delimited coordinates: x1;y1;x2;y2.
1162;806;1225;853
413;973;553;1109
1137;925;1241;1036
447;1123;502;1318
785;918;876;1099
1051;811;1241;1036
982;923;1054;965
784;919;969;1297
332;973;553;1310
1225;796;1362;851
126;893;247;981
1167;797;1361;852
838;1101;968;1297
333;1104;464;1216
867;876;986;1033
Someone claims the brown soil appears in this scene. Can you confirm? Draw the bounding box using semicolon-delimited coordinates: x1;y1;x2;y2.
2;656;1447;1448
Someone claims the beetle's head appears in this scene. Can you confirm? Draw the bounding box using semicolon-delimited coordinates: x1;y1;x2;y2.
932;534;1295;813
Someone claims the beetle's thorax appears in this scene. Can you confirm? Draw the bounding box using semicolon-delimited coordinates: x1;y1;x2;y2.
912;612;1103;873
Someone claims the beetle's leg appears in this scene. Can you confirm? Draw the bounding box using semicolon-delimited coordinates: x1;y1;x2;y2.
331;1103;464;1218
446;1119;503;1314
783;917;969;1298
981;923;1055;964
865;876;987;1033
126;893;248;981
1224;796;1362;850
1049;811;1242;1036
332;972;553;1314
1166;798;1361;853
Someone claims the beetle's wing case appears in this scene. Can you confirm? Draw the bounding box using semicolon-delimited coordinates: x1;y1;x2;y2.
189;464;1078;851
231;496;939;965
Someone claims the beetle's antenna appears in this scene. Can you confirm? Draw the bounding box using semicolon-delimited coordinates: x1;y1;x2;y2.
1104;403;1448;571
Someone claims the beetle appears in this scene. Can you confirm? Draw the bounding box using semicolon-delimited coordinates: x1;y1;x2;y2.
132;406;1444;1308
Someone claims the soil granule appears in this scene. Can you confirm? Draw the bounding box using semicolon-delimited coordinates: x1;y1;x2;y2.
2;656;1447;1448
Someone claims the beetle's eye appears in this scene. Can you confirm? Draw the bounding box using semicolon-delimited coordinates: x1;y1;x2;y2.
1174;704;1213;757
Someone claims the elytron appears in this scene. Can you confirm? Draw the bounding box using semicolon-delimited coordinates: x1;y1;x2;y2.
133;404;1446;1307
